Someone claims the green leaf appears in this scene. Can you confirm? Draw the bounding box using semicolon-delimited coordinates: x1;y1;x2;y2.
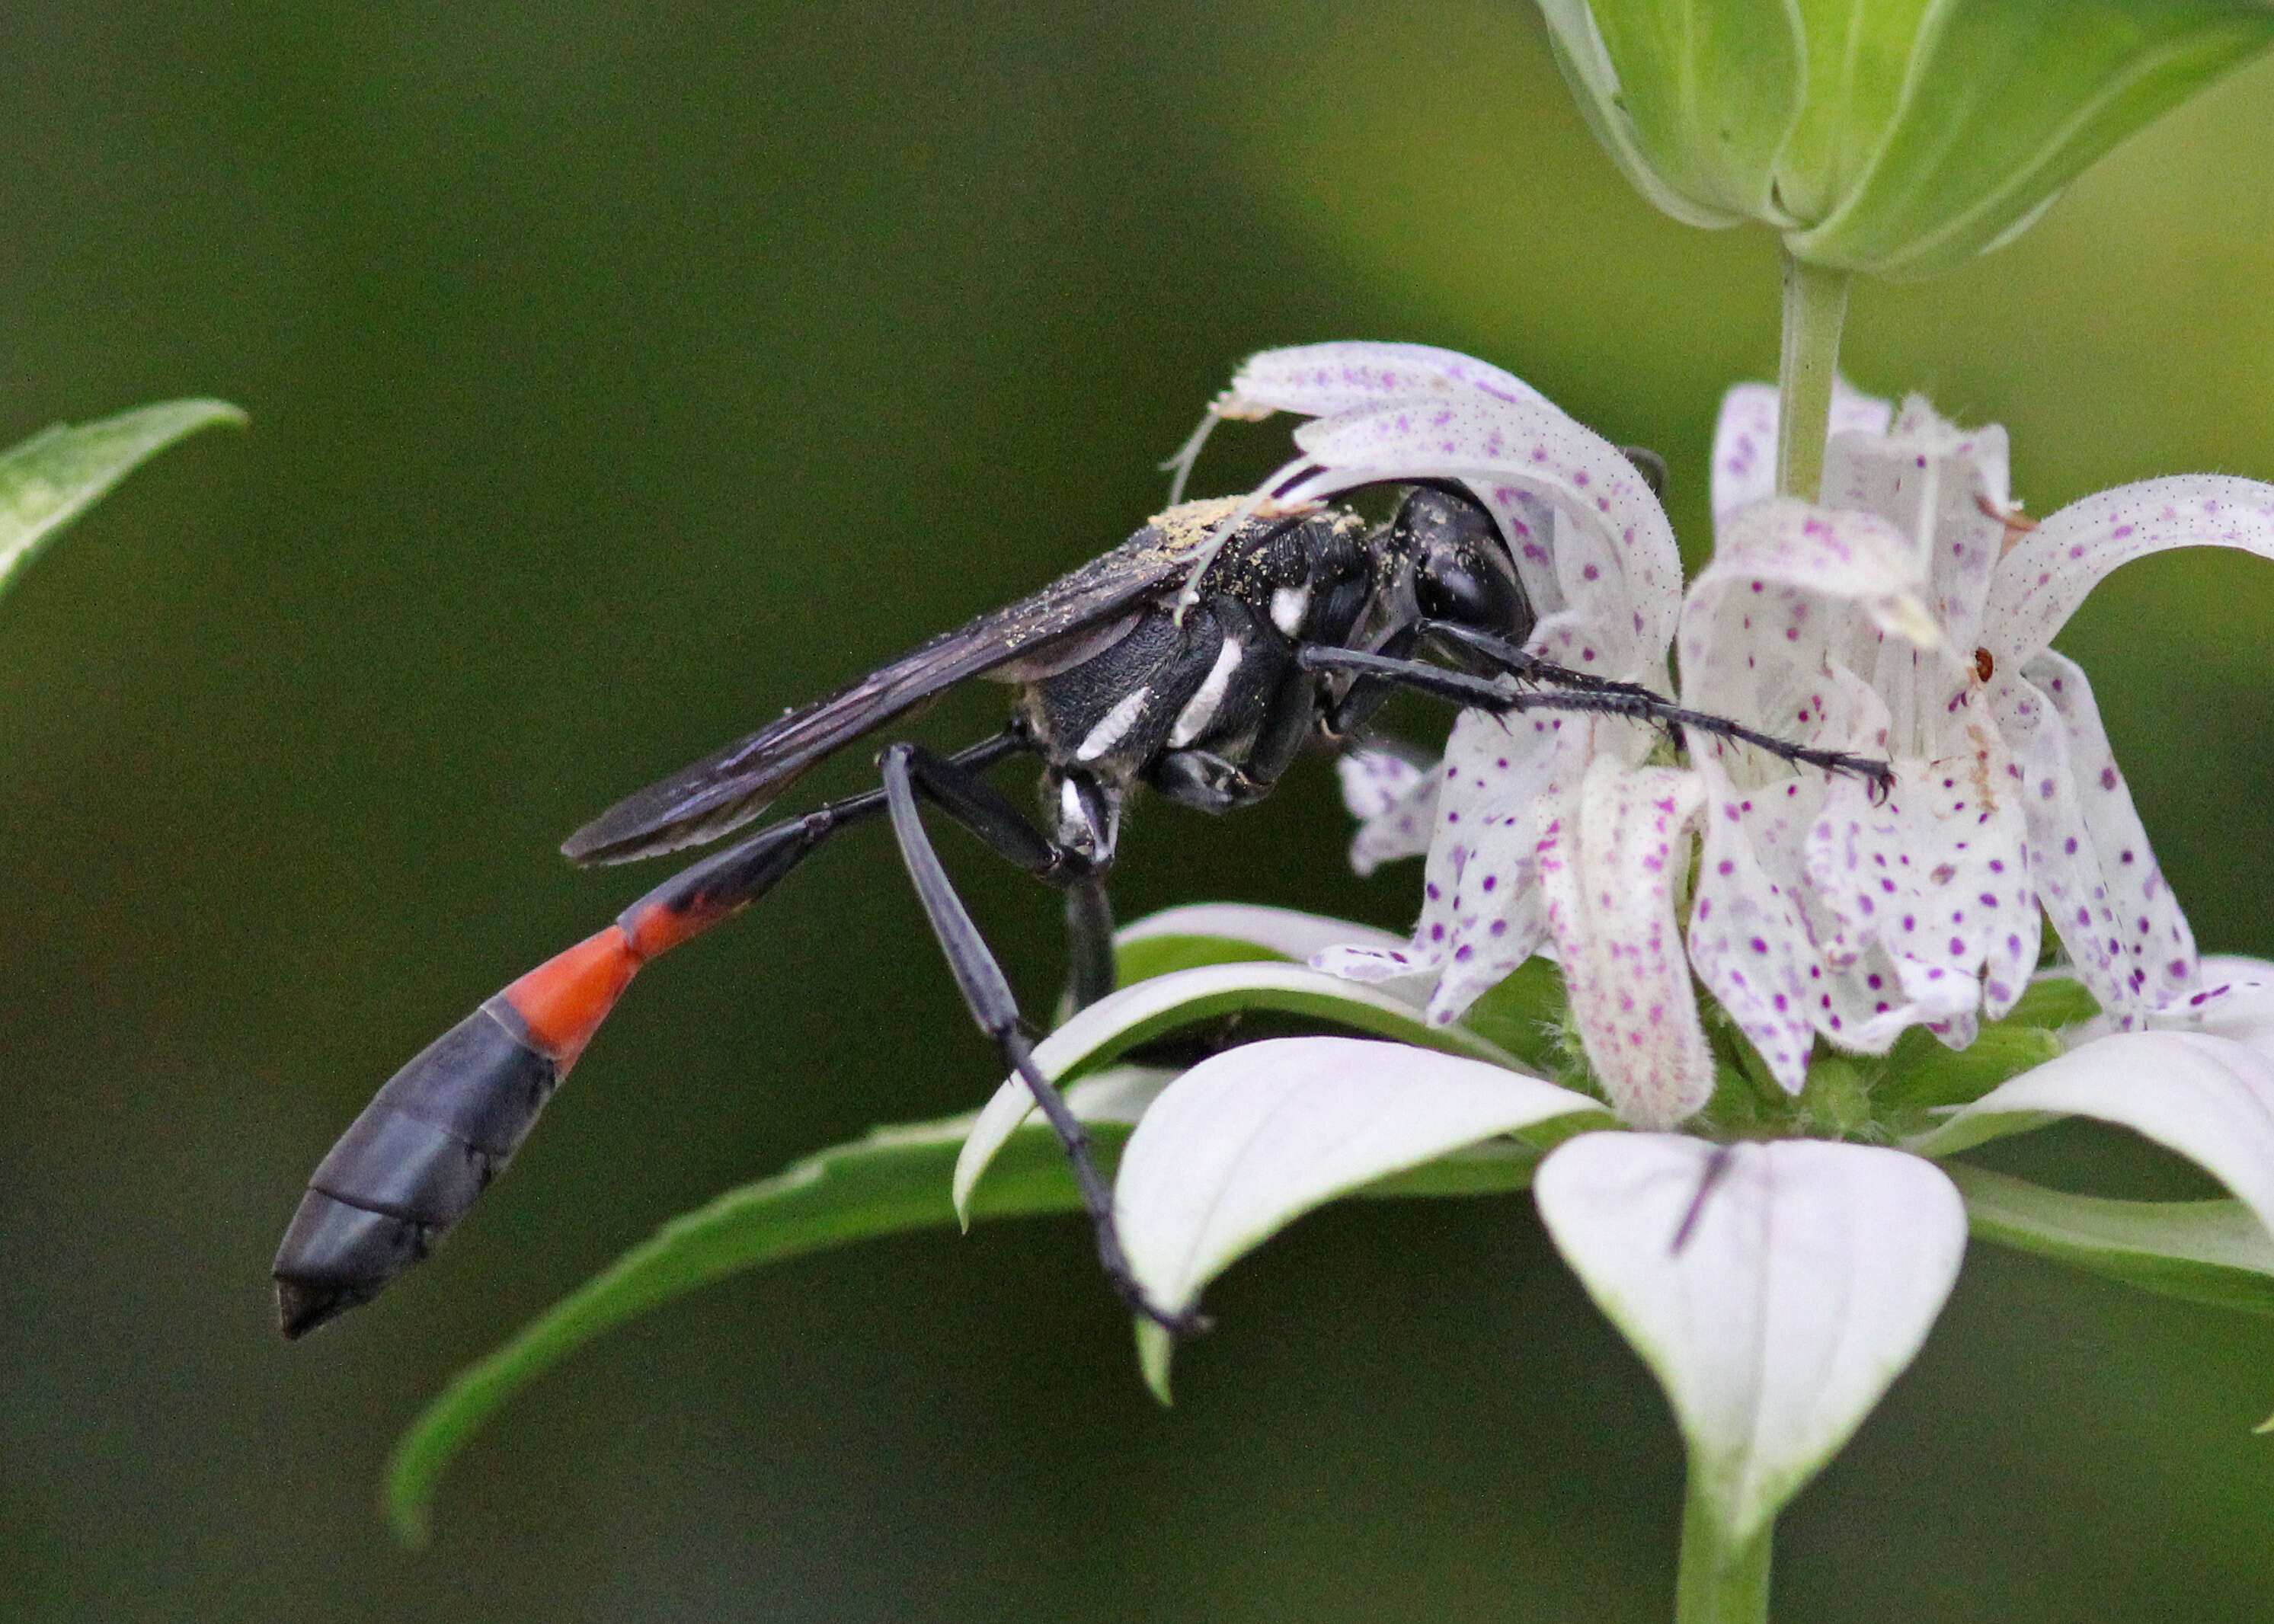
1116;932;1293;985
1873;1021;2068;1119
386;1108;1109;1545
1792;1;2274;278
1541;0;2274;277
1947;1161;2274;1316
0;399;245;601
1538;0;1804;224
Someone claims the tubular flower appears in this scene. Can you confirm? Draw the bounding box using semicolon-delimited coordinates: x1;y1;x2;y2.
1278;344;2274;1120
1172;340;1691;1025
1685;383;2274;1091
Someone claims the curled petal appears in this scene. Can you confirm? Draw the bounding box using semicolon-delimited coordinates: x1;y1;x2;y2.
1536;1134;1966;1544
1278;390;1683;669
1983;475;2274;671
1989;654;2193;1025
1118;1036;1607;1395
1213;340;1547;419
1915;1032;2274;1252
1539;758;1713;1129
1711;380;1892;535
1165;343;1547;504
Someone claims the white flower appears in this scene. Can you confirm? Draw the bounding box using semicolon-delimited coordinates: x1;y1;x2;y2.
1172;342;1691;1024
1233;344;2274;1127
1685;385;2274;1093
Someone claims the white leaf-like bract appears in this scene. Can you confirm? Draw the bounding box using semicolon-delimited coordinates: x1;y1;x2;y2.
1115;1036;1607;1395
1913;1031;2274;1246
1115;902;1411;967
1536;1133;1965;1542
952;963;1520;1223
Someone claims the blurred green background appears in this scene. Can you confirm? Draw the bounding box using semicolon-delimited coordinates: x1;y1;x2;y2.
4;2;2273;1619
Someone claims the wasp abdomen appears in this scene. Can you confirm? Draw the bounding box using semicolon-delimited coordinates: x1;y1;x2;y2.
273;1002;566;1338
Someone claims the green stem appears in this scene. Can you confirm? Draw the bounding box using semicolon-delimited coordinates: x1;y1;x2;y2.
1773;249;1853;501
1676;1476;1772;1624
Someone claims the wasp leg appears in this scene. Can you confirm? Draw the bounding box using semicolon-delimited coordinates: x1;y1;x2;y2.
1418;621;1677;703
272;729;1035;1340
1671;1142;1738;1254
1414;620;1693;750
878;743;1204;1339
1318;624;1420;742
1066;875;1116;1013
1297;647;1894;798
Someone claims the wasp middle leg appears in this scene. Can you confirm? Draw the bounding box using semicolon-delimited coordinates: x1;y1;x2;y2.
877;743;1201;1338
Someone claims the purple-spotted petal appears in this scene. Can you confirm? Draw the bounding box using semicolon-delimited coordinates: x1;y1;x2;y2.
1536;1134;1966;1544
1537;758;1713;1129
1336;748;1438;876
1164;342;1551;504
1983;475;2274;670
1681;500;1938;783
1278;390;1683;669
2180;956;2274;1057
1988;652;2193;1025
1329;708;1572;1018
1821;397;2009;657
1687;759;1833;1091
1212;341;1548;419
1806;737;2038;1033
1711;380;1893;535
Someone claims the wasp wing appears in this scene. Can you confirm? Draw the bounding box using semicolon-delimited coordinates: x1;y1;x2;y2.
563;504;1241;865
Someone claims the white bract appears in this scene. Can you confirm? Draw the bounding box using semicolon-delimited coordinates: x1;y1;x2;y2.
945;344;2274;1555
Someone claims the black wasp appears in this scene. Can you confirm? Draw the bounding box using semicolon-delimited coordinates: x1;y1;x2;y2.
273;476;1891;1339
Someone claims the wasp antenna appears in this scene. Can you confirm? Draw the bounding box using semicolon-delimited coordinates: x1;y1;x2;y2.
1620;444;1669;500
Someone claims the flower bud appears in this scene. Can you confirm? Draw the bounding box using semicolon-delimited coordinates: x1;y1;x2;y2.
1538;0;2274;277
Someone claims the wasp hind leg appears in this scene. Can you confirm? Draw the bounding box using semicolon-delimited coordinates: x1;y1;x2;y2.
878;743;1201;1338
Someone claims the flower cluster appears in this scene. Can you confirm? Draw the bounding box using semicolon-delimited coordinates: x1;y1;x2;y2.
952;341;2274;1566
